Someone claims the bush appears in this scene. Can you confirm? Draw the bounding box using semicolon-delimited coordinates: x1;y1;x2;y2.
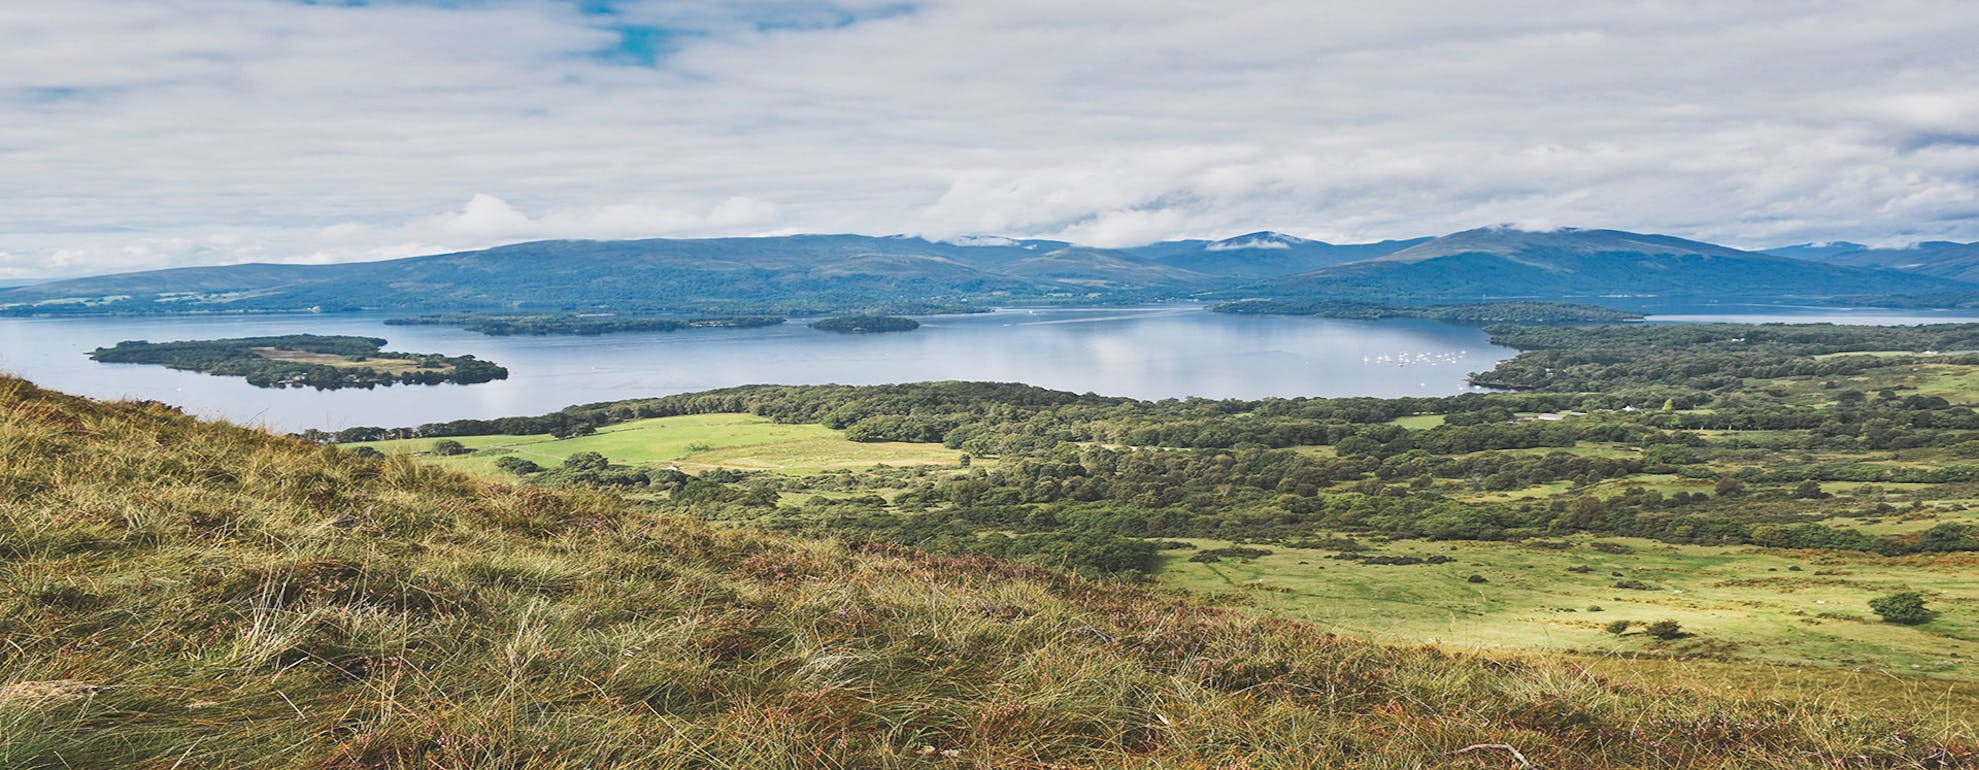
431;439;469;456
348;446;384;458
563;451;610;472
1604;620;1631;635
1613;578;1658;590
1466;574;1488;584
493;456;542;475
1644;620;1685;639
1868;591;1938;625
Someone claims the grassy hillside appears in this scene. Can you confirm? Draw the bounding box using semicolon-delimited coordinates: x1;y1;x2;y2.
3;376;1974;768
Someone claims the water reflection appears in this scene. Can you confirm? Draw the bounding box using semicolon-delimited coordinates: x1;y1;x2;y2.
0;306;1514;431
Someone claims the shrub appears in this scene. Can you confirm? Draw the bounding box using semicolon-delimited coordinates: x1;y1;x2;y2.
431;439;469;456
1613;578;1658;590
1868;591;1938;625
1466;574;1488;584
348;446;384;458
1604;620;1632;635
1644;620;1685;639
493;456;542;475
562;451;610;472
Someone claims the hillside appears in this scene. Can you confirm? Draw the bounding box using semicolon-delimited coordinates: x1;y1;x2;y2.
1767;240;1979;283
1122;232;1430;278
2;376;1972;768
0;235;1212;316
1237;228;1968;303
14;227;1977;318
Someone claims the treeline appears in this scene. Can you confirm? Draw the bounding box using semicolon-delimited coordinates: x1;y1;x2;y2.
90;335;507;390
315;380;1659;447
1473;323;1979;391
809;315;920;333
383;314;785;336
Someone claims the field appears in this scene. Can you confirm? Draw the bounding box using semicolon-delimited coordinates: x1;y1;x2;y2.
1157;535;1978;694
249;347;440;375
349;412;968;475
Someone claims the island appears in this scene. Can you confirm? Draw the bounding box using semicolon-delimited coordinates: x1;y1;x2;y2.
1211;299;1644;324
382;314;785;336
88;334;508;390
808;315;921;334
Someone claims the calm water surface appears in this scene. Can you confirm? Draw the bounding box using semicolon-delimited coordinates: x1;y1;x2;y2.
7;303;1976;433
0;306;1512;432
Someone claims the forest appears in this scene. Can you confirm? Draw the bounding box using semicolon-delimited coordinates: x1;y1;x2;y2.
808;315;922;333
324;322;1979;578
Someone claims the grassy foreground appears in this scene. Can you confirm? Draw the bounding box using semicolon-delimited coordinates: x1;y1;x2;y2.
2;377;1974;768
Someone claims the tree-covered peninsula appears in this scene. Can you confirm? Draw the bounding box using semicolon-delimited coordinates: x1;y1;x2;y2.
88;334;507;390
809;315;920;333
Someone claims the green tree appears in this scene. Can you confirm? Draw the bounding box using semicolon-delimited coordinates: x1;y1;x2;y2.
563;451;609;472
1868;591;1937;625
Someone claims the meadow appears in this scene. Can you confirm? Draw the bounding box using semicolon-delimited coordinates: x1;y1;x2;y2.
348;412;968;476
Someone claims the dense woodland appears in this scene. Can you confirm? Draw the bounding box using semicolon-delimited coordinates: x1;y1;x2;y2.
320;322;1979;576
809;315;922;333
91;334;508;389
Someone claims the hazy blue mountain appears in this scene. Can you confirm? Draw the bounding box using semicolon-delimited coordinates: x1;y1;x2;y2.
7;228;1974;317
1231;227;1971;303
1762;240;1979;282
1124;231;1430;278
0;234;1214;316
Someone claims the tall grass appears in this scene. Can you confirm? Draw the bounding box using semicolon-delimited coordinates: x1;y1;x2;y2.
0;376;1971;768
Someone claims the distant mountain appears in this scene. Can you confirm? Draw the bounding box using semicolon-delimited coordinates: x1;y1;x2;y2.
1762;240;1979;283
1124;231;1430;278
1233;228;1971;303
0;234;1216;316
8;227;1975;317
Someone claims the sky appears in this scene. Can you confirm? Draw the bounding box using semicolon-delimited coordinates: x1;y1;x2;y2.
2;0;1978;281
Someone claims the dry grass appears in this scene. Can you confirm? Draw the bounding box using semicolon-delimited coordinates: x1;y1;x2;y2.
0;375;1973;769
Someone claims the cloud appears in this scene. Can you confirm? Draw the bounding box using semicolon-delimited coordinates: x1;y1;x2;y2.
1;0;1977;279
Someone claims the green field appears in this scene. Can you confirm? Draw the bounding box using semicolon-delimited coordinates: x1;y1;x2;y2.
348;413;968;475
1158;536;1978;686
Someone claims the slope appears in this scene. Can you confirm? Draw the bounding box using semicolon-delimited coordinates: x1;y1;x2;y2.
1766;240;1979;283
1240;227;1969;303
1;375;1969;768
1125;232;1430;278
0;235;1214;316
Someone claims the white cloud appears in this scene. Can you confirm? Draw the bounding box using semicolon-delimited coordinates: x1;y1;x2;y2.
1;0;1977;279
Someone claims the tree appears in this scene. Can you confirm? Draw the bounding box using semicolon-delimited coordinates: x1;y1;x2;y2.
1868;591;1938;625
563;451;609;472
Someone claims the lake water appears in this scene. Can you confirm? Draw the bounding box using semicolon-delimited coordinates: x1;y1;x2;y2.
5;303;1977;433
0;306;1515;432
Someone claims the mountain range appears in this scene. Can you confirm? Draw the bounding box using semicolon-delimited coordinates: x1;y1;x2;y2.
3;227;1973;316
1763;240;1979;283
